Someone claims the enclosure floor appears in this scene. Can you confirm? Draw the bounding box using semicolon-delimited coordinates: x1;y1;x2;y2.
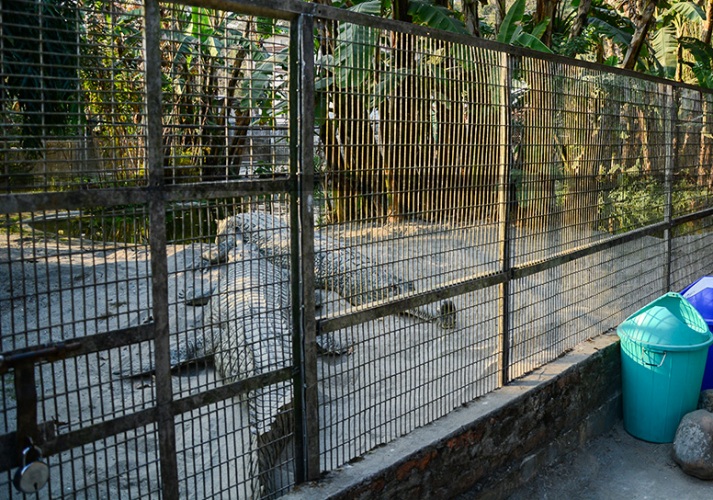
503;419;711;500
3;221;711;497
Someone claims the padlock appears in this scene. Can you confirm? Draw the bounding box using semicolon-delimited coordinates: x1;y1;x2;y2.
13;444;49;493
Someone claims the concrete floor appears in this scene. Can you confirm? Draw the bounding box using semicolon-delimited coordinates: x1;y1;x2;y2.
508;420;712;500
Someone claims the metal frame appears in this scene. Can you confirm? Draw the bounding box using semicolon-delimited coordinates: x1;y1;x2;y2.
1;0;713;497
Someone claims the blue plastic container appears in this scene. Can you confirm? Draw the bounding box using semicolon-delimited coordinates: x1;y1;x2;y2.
617;293;713;443
681;276;713;390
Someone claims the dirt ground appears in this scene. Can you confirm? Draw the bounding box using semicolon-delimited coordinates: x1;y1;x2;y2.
508;420;712;500
2;214;712;498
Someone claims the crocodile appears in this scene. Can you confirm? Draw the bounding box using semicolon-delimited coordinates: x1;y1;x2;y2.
130;212;457;496
204;211;457;330
202;240;294;498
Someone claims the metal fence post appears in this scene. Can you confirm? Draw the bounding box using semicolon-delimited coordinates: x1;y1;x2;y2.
144;1;179;497
663;83;675;293
498;52;516;386
290;13;320;484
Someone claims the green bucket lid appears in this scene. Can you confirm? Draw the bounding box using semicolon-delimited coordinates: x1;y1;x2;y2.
617;292;713;351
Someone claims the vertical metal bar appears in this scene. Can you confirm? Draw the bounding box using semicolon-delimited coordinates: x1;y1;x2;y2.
288;15;305;485
290;13;320;484
498;53;515;387
14;366;38;453
144;1;179;497
662;84;675;293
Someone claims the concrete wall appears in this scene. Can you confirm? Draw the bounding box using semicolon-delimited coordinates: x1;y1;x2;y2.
287;334;622;499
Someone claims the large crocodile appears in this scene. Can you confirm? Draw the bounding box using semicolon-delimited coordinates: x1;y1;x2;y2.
204;211;457;330
126;212;457;496
202;240;294;497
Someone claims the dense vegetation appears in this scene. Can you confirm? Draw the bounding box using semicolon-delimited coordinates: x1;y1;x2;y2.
2;0;712;231
323;0;713;86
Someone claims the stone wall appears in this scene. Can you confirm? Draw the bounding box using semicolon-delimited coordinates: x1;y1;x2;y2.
287;334;622;499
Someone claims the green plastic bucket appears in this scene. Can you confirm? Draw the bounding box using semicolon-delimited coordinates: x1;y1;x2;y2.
617;292;713;443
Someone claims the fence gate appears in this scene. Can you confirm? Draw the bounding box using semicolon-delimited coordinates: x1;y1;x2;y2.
0;0;319;497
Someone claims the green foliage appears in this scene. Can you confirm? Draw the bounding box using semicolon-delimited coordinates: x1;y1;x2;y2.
603;55;620;66
2;0;81;147
586;8;633;47
327;0;467;90
651;24;678;78
496;0;552;53
679;37;713;88
408;0;468;34
0;215;22;236
661;1;705;24
650;1;705;78
600;163;713;234
332;2;381;89
550;0;633;60
600;167;664;233
25;204;220;244
497;0;526;44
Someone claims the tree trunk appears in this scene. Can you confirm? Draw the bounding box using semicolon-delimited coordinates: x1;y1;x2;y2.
703;0;713;45
622;0;658;70
380;33;429;221
569;0;593;41
518;61;559;229
561;79;619;231
393;0;411;22
535;0;559;47
323;92;386;223
462;0;481;36
699;96;712;189
378;0;415;222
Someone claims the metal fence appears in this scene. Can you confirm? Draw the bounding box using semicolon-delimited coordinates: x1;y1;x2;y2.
2;0;713;497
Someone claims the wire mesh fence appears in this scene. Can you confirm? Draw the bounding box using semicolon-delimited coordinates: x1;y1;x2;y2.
2;0;713;498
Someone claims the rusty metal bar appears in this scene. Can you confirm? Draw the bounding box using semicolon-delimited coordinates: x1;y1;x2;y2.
0;325;152;374
0;341;81;373
289;15;305;484
14;366;39;466
39;408;157;469
144;1;179;497
171;367;294;413
0;421;58;472
293;12;320;483
0;179;294;215
671;206;713;226
663;84;675;293
318;221;677;335
163;177;295;201
300;44;322;483
319;272;509;334
498;53;515;387
511;223;669;278
0;189;150;215
0;366;294;473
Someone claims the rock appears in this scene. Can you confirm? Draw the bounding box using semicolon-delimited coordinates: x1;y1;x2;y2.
699;390;713;413
672;410;713;480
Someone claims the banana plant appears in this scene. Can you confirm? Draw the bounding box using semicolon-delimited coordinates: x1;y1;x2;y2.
407;0;469;34
496;0;552;53
650;1;705;79
679;37;713;87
